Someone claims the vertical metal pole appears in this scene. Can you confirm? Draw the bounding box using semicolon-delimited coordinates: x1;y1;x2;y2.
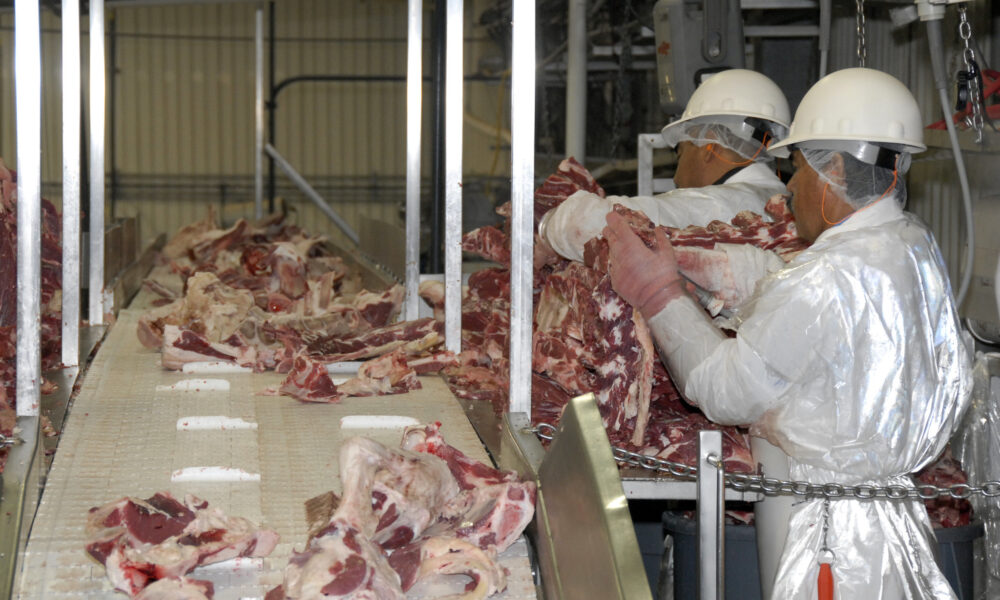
15;0;41;417
109;10;117;217
637;134;654;197
254;6;264;220
266;1;275;213
428;0;446;274
565;0;586;161
698;430;724;600
89;0;106;325
443;0;463;353
404;0;423;322
508;0;535;415
62;0;81;368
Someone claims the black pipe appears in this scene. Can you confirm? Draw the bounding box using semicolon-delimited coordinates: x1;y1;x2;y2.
266;1;276;214
271;74;499;101
109;9;118;218
428;0;446;273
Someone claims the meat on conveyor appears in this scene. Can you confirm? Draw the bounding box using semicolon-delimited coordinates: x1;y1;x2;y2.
267;423;535;599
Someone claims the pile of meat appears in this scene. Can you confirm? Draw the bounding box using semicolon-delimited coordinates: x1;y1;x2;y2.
85;492;279;599
266;423;535;599
0;158;63;473
915;446;974;528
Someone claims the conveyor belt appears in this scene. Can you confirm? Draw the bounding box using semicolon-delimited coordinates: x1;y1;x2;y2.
14;309;536;598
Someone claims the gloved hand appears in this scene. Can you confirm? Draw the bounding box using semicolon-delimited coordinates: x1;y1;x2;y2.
603;211;685;316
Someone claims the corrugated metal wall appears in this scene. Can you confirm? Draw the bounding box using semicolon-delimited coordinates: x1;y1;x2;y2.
0;0;509;247
824;2;998;313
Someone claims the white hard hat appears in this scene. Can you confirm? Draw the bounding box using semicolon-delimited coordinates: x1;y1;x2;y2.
661;69;791;154
769;68;927;158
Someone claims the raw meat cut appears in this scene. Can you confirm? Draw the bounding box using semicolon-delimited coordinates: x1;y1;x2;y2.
270;519;405;600
280;349;422;404
401;424;536;553
331;435;459;548
388;536;506;598
85;492;279;598
271;425;531;599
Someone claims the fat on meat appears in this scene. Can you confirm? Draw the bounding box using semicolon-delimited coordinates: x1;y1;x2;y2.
133;577;213;600
85;492;278;597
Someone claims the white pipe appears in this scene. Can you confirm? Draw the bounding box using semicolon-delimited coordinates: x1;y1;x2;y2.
15;0;42;417
565;0;586;161
509;0;536;416
404;0;423;323
444;0;463;354
89;0;106;325
62;0;81;367
926;18;974;307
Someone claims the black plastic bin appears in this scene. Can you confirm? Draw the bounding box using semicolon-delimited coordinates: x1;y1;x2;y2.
662;511;983;600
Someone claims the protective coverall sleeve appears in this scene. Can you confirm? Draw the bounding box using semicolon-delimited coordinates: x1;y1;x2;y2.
644;295;727;396
540;187;764;262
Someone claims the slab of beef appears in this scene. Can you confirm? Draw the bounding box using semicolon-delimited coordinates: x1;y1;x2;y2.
583;195;809;313
280;349;422;403
305;317;444;362
85;492;279;597
496;156;604;228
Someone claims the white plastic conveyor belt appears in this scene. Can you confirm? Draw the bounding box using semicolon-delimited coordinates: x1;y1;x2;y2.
14;310;536;599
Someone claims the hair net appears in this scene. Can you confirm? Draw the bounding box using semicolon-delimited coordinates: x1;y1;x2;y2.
801;148;911;209
662;116;784;162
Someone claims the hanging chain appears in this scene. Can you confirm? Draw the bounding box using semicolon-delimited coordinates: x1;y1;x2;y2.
819;498;835;563
855;0;867;67
958;4;985;142
528;423;1000;500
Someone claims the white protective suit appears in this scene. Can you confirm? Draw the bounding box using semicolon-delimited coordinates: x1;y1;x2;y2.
539;161;785;263
647;197;973;599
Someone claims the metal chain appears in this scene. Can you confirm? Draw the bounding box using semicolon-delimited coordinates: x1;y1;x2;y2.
855;0;867;68
528;423;1000;500
958;4;985;142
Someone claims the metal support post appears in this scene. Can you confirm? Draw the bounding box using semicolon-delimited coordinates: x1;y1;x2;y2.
254;6;264;220
443;0;463;354
698;429;724;600
62;0;81;367
404;0;423;322
508;0;535;415
89;0;106;325
565;0;586;161
15;0;42;417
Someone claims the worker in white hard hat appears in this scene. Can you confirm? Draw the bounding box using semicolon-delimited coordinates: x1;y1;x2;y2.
538;68;790;264
603;68;973;598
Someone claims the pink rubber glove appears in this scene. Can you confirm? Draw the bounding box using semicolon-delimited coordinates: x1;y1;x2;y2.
603;211;686;316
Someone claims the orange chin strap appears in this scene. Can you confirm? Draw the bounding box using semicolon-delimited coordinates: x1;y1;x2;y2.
821;165;899;227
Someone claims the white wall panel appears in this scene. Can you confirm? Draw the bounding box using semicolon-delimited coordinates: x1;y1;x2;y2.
1;0;509;245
